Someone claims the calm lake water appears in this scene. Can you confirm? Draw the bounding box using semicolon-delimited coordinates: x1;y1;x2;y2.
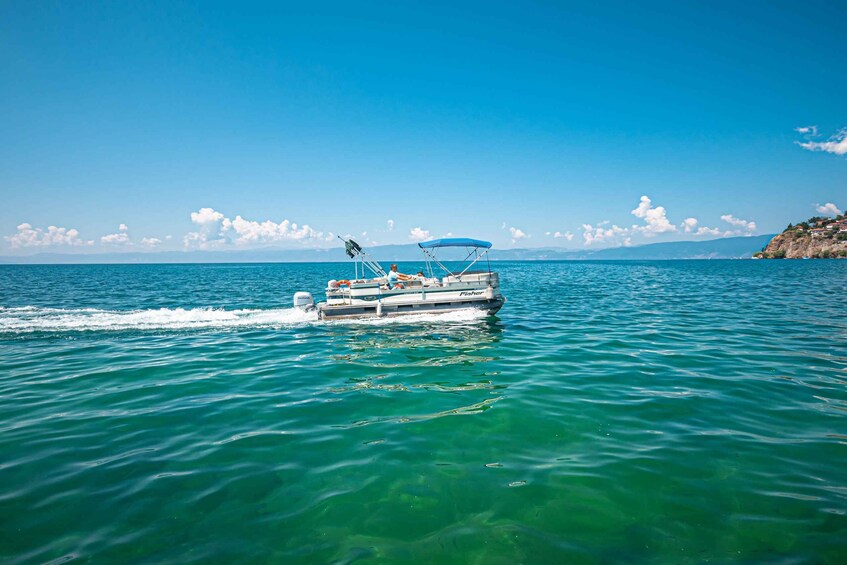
1;261;846;563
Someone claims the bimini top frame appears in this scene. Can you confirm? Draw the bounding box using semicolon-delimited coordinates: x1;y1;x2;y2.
417;238;493;279
418;238;491;250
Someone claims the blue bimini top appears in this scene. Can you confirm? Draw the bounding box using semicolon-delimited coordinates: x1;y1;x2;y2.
418;238;492;249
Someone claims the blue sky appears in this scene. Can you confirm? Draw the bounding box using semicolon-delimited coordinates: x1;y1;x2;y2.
1;0;845;254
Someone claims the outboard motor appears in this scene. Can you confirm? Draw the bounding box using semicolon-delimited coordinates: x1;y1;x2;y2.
293;291;315;312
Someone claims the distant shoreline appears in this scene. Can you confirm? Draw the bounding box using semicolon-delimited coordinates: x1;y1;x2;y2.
0;234;775;265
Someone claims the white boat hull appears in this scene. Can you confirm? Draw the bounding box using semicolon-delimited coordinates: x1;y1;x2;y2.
317;296;504;319
317;271;505;320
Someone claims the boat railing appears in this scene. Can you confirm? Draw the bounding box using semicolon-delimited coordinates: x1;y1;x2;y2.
443;271;498;285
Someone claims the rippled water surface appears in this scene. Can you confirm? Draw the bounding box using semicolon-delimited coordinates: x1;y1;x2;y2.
2;261;846;563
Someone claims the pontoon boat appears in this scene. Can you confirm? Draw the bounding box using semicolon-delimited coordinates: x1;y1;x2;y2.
294;237;506;320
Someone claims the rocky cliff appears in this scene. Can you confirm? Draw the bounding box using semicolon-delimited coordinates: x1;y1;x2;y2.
756;216;847;259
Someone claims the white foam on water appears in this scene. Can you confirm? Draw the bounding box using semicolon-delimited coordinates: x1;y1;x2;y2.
0;305;488;333
0;306;319;333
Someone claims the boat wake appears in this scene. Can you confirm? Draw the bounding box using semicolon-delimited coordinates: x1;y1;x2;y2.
0;305;488;333
0;306;319;333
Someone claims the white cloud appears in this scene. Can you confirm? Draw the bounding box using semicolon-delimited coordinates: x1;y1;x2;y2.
182;231;229;249
509;227;527;242
797;128;847;156
101;224;131;245
185;207;228;249
183;231;219;249
690;214;757;238
816;202;842;216
579;195;757;246
795;125;818;136
141;237;162;246
582;222;628;246
190;208;225;225
409;227;431;241
681;218;698;233
228;216;319;245
720;214;756;232
5;223;86;248
387;219;395;231
631;195;677;236
696;226;723;236
553;231;574;240
185;207;322;248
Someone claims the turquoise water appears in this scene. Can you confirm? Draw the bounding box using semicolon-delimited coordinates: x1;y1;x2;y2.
1;261;846;563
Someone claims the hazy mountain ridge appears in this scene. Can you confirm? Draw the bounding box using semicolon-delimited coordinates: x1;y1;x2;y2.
0;235;775;264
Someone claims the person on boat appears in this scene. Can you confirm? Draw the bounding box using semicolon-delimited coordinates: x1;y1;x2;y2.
387;264;412;289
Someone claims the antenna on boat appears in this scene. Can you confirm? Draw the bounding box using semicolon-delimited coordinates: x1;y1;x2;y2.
338;236;386;278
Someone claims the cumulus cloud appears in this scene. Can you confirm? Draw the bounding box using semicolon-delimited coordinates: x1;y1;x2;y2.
578;195;759;246
689;214;757;238
795;125;818;136
183;230;217;249
228;216;318;245
185;208;228;249
190;208;225;225
387;219;395;231
631;195;677;236
509;227;527;243
682;214;757;238
409;227;431;241
696;226;723;236
553;231;574;241
720;214;756;232
796;127;847;156
185;207;323;249
101;223;131;245
5;223;87;248
816;202;842;216
141;237;162;246
681;218;698;233
582;222;628;246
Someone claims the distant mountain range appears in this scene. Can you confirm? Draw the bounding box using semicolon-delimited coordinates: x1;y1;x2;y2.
0;234;776;264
